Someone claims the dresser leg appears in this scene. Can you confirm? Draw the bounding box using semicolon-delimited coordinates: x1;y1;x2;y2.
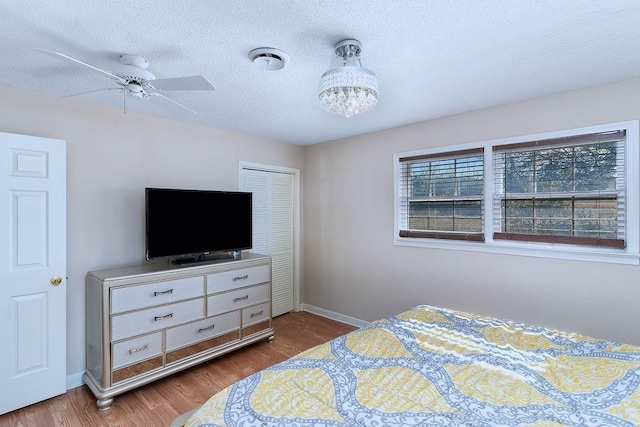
96;397;114;411
268;334;275;343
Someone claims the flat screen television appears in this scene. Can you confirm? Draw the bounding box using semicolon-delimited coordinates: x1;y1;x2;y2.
145;187;252;262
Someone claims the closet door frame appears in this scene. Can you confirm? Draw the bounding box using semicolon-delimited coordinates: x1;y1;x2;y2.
239;161;300;312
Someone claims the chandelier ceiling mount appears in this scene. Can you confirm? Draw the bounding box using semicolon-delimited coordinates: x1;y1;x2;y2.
318;38;378;118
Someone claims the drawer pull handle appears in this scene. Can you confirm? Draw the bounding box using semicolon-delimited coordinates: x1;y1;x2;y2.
250;310;264;318
154;313;174;321
233;275;249;282
128;344;149;355
154;289;174;296
197;324;216;333
233;295;249;303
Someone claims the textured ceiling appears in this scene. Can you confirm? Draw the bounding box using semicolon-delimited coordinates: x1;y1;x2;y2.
2;1;640;145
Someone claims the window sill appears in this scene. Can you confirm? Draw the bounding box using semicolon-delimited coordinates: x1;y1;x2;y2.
394;236;640;265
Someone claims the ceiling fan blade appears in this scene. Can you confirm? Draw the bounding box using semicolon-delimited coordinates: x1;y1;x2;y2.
150;75;215;91
149;92;197;114
34;48;127;85
61;87;123;98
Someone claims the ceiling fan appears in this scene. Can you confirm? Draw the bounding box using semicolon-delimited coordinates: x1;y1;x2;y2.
35;49;215;114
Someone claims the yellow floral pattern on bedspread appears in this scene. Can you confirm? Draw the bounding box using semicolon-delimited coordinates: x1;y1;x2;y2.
185;305;640;426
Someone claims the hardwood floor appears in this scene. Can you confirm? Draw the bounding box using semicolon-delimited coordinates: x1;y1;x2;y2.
0;311;356;427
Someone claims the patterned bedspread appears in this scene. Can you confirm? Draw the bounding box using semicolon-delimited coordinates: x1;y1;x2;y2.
184;305;640;426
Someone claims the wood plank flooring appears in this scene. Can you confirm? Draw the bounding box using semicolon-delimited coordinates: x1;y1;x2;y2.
0;311;356;427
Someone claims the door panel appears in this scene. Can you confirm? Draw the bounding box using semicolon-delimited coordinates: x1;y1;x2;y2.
269;174;294;316
13;191;48;267
12;293;47;372
0;132;66;415
242;171;269;254
241;167;295;317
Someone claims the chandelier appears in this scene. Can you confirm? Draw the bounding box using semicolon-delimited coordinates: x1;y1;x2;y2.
318;39;378;118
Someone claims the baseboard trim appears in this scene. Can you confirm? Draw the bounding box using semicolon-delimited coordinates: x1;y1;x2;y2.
66;371;84;390
299;304;369;328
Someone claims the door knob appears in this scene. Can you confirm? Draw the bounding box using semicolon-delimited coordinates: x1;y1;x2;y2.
51;276;63;286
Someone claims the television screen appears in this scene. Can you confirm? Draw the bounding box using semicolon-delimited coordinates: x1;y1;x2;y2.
145;188;252;260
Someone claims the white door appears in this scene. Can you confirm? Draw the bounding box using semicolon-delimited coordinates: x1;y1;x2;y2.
241;165;297;317
0;132;66;414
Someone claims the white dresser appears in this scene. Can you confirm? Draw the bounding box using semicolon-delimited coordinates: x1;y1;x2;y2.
83;253;273;410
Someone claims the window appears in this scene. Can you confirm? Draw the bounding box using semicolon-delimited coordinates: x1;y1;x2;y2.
398;149;484;241
493;131;625;248
394;121;639;264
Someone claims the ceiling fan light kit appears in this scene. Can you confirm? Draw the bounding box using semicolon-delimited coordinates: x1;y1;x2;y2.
318;39;378;118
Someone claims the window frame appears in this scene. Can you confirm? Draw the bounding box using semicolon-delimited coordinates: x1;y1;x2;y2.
398;148;485;242
393;121;640;265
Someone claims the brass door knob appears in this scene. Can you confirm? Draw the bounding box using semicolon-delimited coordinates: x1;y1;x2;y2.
51;276;63;286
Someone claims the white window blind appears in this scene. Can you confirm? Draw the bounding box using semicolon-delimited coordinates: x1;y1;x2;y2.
398;148;484;241
492;130;626;248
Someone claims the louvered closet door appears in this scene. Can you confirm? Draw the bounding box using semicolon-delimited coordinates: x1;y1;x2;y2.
242;169;294;317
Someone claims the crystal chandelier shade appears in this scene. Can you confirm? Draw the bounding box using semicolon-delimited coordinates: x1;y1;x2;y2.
318;39;378;118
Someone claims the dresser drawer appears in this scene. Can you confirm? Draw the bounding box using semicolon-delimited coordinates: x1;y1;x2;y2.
111;276;204;314
206;264;269;294
207;283;269;317
112;332;163;369
112;298;204;341
242;302;270;326
85;254;273;410
166;310;240;352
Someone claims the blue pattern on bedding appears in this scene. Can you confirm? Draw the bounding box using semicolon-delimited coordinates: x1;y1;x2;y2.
185;305;640;427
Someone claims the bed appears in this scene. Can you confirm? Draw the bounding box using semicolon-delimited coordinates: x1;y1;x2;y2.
183;305;640;426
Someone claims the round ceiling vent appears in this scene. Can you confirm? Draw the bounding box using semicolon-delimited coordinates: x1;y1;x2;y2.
248;47;289;70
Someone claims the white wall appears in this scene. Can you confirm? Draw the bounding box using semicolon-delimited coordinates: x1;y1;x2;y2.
0;84;303;381
4;74;640;385
302;77;640;346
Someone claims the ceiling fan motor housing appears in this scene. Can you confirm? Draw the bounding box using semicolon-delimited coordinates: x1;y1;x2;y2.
115;55;155;82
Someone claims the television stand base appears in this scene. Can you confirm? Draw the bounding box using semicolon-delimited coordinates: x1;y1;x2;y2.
171;251;242;265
